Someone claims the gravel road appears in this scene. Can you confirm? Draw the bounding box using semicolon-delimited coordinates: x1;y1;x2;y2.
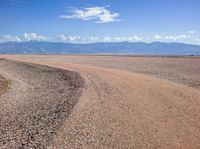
0;56;200;148
0;59;84;148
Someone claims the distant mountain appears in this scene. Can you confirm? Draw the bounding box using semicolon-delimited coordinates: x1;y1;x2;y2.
0;41;200;55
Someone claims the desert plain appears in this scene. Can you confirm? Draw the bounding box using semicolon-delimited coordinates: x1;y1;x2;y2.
0;55;200;148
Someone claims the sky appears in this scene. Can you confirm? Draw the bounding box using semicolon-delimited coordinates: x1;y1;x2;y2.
0;0;200;44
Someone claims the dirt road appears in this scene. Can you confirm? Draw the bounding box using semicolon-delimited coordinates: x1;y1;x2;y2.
0;55;200;148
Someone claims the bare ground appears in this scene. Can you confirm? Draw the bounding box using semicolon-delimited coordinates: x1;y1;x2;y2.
0;59;84;148
0;74;9;95
28;55;200;89
0;55;200;148
7;55;200;89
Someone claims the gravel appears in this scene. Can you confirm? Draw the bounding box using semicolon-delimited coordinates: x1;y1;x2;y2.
0;59;84;148
0;74;9;94
0;56;200;148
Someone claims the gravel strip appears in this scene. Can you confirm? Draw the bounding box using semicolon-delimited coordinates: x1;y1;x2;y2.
0;59;84;148
0;74;9;95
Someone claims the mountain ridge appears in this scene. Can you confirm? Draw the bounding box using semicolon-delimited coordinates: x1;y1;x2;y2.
0;41;200;55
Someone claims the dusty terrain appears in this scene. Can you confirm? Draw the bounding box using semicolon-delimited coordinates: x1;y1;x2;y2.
2;55;200;89
0;74;9;95
0;55;200;148
0;59;84;148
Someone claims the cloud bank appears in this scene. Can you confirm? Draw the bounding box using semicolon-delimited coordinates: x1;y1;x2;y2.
0;32;197;44
3;34;21;42
24;33;49;41
153;34;190;41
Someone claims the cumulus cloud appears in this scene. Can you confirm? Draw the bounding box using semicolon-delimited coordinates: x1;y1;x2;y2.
57;35;143;43
3;34;21;42
154;34;162;40
164;34;189;41
0;33;49;42
1;33;194;43
57;34;67;41
103;36;112;42
60;6;120;23
57;34;99;43
85;36;99;42
152;34;191;41
1;34;143;43
24;33;48;41
113;36;143;42
132;36;143;41
57;34;81;42
68;36;81;42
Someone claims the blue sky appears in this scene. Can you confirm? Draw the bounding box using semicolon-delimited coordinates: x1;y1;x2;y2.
0;0;200;44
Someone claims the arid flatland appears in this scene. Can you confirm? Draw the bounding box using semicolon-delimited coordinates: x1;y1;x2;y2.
2;55;200;89
0;55;200;148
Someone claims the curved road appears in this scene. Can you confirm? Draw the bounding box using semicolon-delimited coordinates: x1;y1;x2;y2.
1;56;200;148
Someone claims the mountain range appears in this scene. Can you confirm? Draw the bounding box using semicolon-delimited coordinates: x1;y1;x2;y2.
0;41;200;55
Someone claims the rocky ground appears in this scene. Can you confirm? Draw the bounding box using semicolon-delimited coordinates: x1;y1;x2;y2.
0;56;200;148
0;74;9;95
0;59;84;148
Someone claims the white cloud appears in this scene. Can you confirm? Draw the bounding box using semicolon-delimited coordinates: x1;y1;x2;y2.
1;33;195;43
132;36;143;41
164;34;189;41
68;35;81;42
3;34;21;42
103;36;112;42
113;36;143;42
151;33;193;42
60;6;120;23
57;34;100;43
57;34;81;42
57;34;67;41
154;34;162;40
1;33;49;42
187;30;195;34
85;36;99;42
24;33;48;41
57;35;143;43
114;37;124;41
